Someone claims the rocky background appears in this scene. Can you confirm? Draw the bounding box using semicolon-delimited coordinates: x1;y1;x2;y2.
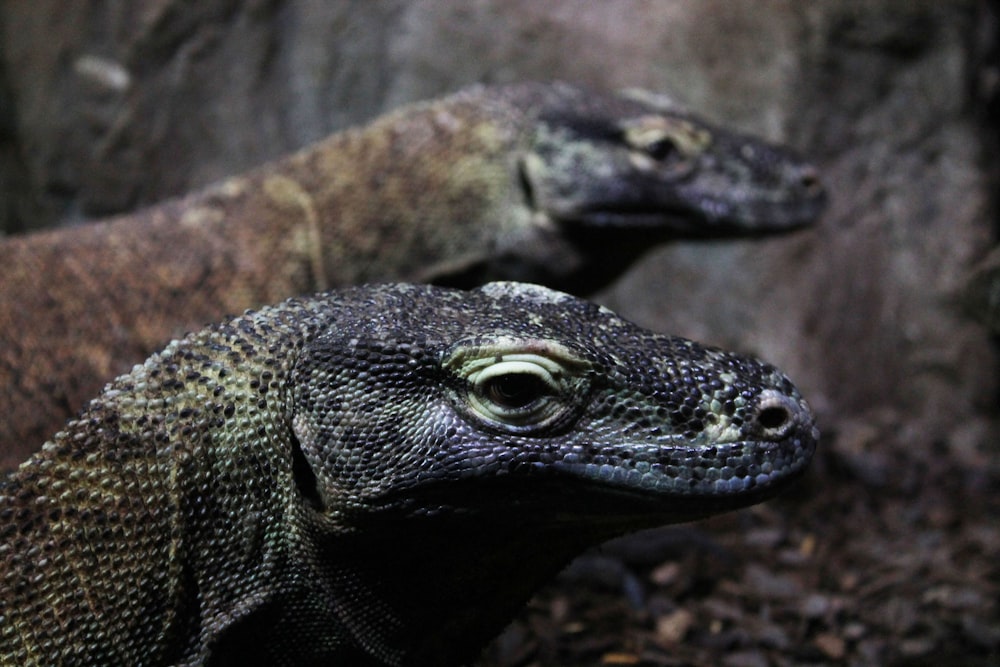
2;1;998;665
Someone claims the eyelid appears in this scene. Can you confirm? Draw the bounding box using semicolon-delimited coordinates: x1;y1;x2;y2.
470;359;561;391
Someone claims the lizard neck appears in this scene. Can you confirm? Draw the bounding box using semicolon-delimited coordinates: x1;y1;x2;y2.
325;515;604;666
268;97;533;289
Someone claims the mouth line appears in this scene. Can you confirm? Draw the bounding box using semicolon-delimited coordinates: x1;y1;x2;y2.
553;434;816;496
550;202;823;233
362;462;807;527
362;433;816;523
562;208;703;229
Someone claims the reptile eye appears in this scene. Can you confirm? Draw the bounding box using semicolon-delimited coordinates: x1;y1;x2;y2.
483;373;548;409
623;116;710;165
443;340;592;434
467;358;566;428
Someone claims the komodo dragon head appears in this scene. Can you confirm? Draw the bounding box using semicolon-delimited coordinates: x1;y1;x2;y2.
0;282;817;666
267;282;818;665
517;82;826;233
438;81;827;292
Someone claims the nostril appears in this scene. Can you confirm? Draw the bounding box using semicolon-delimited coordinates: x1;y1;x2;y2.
758;405;790;431
753;390;802;439
798;166;823;196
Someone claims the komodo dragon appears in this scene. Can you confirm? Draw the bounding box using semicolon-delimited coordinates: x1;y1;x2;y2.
0;81;826;468
0;281;818;666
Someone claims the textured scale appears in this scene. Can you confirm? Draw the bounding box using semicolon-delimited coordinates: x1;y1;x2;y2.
0;282;818;666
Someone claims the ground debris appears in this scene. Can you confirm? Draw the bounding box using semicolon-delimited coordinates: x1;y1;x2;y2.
480;414;1000;666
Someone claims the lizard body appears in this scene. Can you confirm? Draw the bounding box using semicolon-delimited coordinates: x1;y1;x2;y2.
0;81;826;467
0;282;818;666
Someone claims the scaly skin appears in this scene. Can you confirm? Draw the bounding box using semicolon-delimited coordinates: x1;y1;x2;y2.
0;82;826;468
0;282;818;666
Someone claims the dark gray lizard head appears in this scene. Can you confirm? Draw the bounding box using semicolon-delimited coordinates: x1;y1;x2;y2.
291;281;818;527
279;281;818;663
515;82;826;233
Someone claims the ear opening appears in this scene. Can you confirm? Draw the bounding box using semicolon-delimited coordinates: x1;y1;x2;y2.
516;155;538;211
290;430;325;511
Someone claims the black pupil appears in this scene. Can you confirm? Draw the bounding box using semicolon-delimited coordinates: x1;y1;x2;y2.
485;374;546;409
645;137;677;161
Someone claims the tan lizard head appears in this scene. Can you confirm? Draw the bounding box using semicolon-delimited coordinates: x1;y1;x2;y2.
422;81;828;292
513;81;826;233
